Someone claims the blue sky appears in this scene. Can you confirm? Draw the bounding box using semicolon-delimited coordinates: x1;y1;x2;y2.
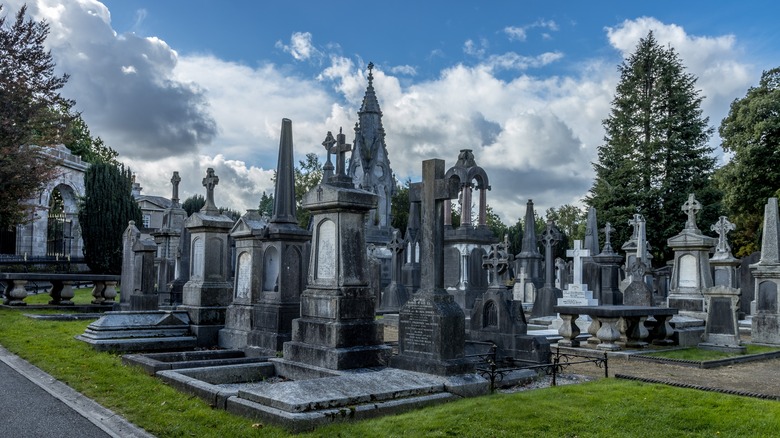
5;1;780;224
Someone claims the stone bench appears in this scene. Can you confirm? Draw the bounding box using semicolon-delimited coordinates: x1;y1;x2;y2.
554;305;679;351
0;273;120;306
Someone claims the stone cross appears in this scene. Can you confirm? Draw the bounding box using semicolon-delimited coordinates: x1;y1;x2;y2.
332;128;351;178
601;222;615;254
540;219;561;288
322;131;336;183
201;168;219;214
567;240;590;286
387;229;405;283
711;216;735;255
482;242;506;287
419;159;459;292
682;193;702;231
170;171;181;207
628;214;641;241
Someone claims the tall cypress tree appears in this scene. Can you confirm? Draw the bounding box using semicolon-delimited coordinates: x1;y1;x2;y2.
586;32;720;264
79;163;141;274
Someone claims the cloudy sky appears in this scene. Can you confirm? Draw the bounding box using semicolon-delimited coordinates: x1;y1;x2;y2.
5;0;779;223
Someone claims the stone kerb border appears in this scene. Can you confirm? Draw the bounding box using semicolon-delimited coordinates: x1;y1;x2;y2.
628;348;780;369
615;374;780;401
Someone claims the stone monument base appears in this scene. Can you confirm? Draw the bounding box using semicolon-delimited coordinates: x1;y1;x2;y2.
218;303;253;350
531;286;561;318
130;294;159;311
752;313;780;344
698;342;747;354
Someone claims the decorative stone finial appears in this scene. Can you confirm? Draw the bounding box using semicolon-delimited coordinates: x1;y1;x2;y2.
711;216;736;258
682;193;702;231
201;168;219;214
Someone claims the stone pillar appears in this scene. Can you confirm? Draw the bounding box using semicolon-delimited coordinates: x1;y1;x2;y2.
119;221;141;311
531;220;562;318
379;229;408;313
180;168;235;347
751;198;780;344
592;222;624;305
129;239;158;310
392;159;472;376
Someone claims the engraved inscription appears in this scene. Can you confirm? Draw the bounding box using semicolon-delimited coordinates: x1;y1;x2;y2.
235;252;251;299
403;302;435;354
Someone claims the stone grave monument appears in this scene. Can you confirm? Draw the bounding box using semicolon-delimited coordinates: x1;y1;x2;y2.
281;127;388;370
379;229;408;313
179;168;235;346
129;239;158;310
530;220;562;319
701;215;745;352
119;221;141;311
667;194;717;319
513;200;544;305
592;222;624;305
152;172;187;306
469;236;550;362
392;159;473;376
582;207;601;297
401;184;422;295
622;215;654;306
558;240;598;307
750;198;780;345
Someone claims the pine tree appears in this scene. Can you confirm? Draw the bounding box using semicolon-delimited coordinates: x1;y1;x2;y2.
586;32;720;264
79;163;142;274
716;67;780;256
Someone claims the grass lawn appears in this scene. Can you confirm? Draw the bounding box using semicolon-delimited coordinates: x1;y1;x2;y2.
644;344;780;361
1;294;780;437
24;286;103;305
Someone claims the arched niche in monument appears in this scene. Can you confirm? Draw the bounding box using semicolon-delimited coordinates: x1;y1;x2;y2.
759;281;778;313
281;245;302;301
263;246;280;292
315;219;336;281
207;236;224;278
483;300;498;328
235;251;251;300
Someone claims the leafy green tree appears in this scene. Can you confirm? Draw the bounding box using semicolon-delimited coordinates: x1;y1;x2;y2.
586;31;720;265
0;5;73;229
485;205;508;241
391;178;411;234
78;163;142;274
716;68;780;256
62;113;119;165
545;205;586;242
258;191;274;217
182;194;205;217
294;153;322;228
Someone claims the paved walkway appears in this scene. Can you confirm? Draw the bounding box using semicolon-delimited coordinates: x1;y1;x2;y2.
0;345;154;438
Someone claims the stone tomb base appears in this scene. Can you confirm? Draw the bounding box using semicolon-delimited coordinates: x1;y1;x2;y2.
77;311;197;352
155;358;498;433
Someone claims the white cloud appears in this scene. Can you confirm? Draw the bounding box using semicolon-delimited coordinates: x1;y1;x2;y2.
504;19;559;42
275;31;322;62
390;64;417;76
504;26;527;42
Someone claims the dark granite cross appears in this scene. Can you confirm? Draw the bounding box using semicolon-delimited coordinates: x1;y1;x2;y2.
388;229;405;283
170;171;181;207
332;127;351;178
540;219;561;288
601;222;615;254
482;242;506;287
711;215;735;254
322;131;336;183
419;159;460;293
682;193;701;230
201;168;219;213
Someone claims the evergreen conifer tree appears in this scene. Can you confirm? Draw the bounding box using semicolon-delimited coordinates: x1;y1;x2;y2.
79;163;142;274
586;32;720;264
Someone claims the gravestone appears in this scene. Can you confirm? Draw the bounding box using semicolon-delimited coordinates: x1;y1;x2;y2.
469;237;550;362
282;131;388;370
179;168;235;346
152;172;188;306
740;252;760;315
582;207;601;295
667;194;717;319
514;200;544;299
119;221;141;311
392;159;472;376
379;229;408;313
167;227;191;306
751;198;780;344
129;239;158;310
401;184;422;295
531;220;562;318
592;222;624;305
558;240;598;307
623;215;654;306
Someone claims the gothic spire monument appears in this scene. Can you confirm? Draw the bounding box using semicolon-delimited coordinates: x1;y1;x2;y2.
348;62;396;244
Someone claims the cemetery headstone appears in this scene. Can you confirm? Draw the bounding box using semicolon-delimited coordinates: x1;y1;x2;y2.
592;222;624;304
750;198;780;344
119;221;141;311
531;220;562;318
379;229;409;313
129;239;159;310
623;215;654;306
514;200;544;296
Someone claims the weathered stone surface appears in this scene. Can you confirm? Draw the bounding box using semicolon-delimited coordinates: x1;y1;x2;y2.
77;311;196;352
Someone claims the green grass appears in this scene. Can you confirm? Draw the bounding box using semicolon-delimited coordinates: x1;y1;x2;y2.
2;305;780;437
644;345;780;361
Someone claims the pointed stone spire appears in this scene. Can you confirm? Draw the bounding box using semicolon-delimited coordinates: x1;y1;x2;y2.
270;118;297;225
584;206;600;256
519;200;541;257
759;198;780;265
359;62;382;115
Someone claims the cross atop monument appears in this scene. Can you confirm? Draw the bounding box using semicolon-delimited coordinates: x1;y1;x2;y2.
566;240;590;286
419;159;460;293
711;215;736;255
170;171;181;207
540;219;561;288
601;222;615;254
387;229;404;253
201;168;219;214
682;193;702;231
322;131;336;183
482;242;507;288
332;127;351;179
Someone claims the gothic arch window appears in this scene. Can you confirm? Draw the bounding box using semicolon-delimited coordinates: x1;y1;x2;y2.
484;300;498;328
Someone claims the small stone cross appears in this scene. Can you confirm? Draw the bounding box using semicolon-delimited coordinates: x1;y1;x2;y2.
711;216;735;255
601;222;614;254
541;219;561;288
566;240;590;286
332;127;351;178
682;193;701;230
387;229;404;253
170;171;181;206
628;214;641;240
201;168;219;213
482;242;507;288
322;131;336;182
